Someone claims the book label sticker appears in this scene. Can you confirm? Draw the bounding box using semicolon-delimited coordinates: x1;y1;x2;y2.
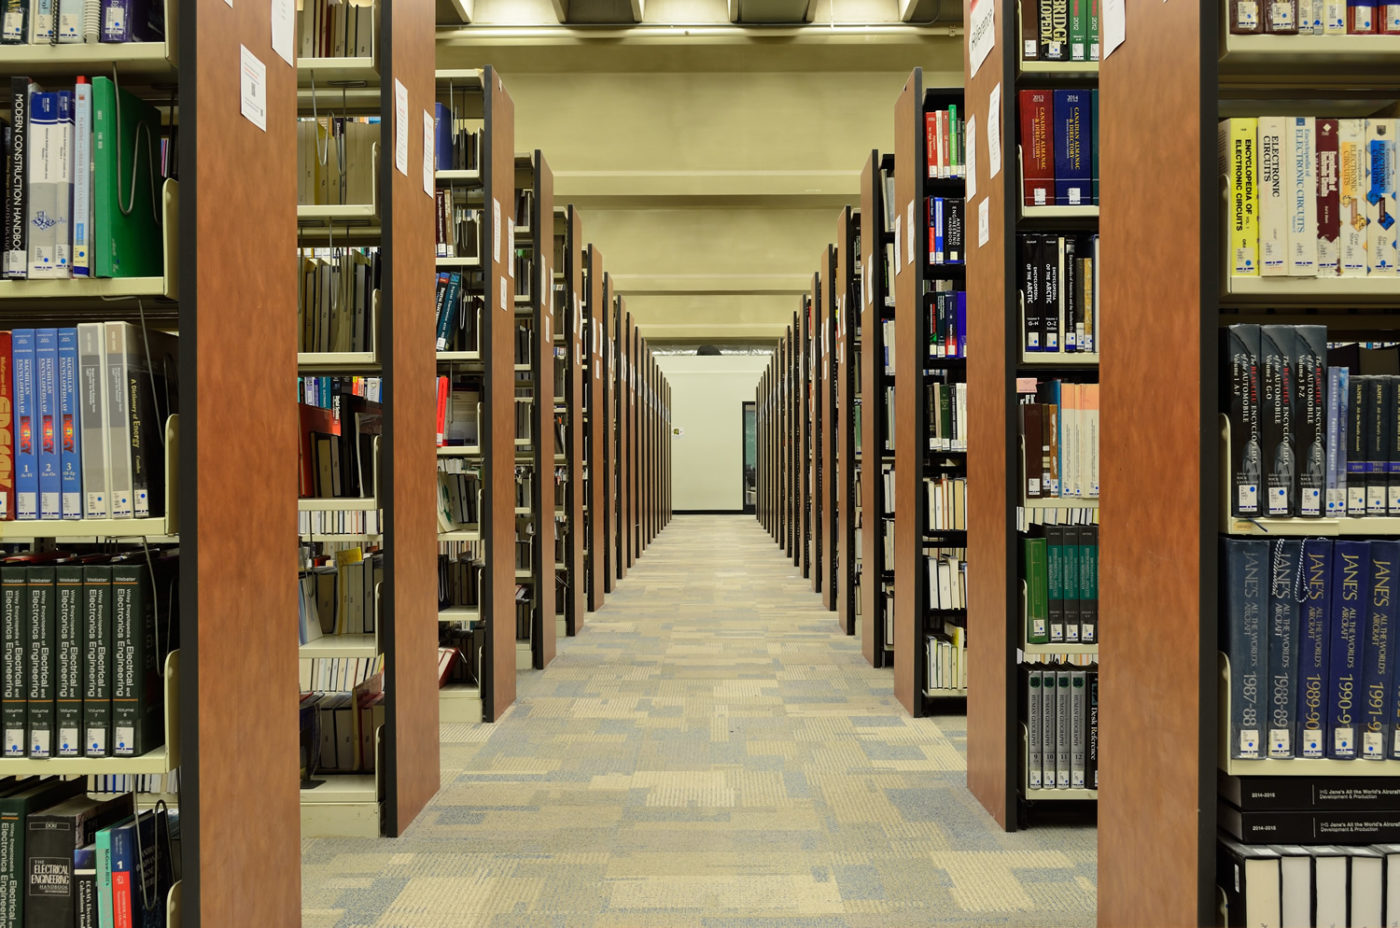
1303;729;1323;757
394;79;409;176
272;0;295;66
1334;725;1353;755
968;0;995;78
239;46;267;131
1239;728;1260;758
1366;730;1384;757
422;111;434;197
987;84;1003;178
966;114;978;199
1269;728;1290;758
977;197;990;247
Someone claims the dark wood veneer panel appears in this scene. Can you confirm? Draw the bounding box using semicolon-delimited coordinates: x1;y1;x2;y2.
964;7;1012;825
534;155;556;668
567;211;586;631
858;157;880;667
188;0;299;920
1099;1;1208;922
892;74;920;717
485;70;517;721
835;209;855;634
587;248;607;609
384;0;438;832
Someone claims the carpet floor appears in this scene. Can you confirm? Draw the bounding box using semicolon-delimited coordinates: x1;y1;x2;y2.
301;515;1097;927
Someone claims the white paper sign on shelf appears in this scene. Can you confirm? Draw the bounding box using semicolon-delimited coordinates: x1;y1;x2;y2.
394;79;409;176
1104;0;1126;57
977;197;990;247
422;111;435;197
893;216;902;276
239;46;266;132
988;83;1003;178
271;0;294;66
966;114;978;200
907;200;916;266
492;198;501;263
968;0;996;79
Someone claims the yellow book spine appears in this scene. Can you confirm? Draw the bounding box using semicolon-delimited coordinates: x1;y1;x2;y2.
1221;117;1260;277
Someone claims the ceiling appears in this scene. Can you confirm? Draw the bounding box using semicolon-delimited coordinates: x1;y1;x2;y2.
437;0;966;342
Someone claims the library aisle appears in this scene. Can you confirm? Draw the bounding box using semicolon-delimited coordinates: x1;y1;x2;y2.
301;516;1094;927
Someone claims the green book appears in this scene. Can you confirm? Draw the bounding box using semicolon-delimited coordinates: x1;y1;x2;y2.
948;104;961;175
1080;525;1099;644
1069;0;1088;60
1064;533;1082;643
1046;526;1064;643
25;566;56;759
0;777;83;928
92;77;164;279
82;565;112;758
111;561;161;757
1088;0;1101;60
1024;536;1049;644
54;564;84;758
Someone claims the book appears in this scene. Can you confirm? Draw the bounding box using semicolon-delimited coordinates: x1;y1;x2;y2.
1287;116;1317;276
83;562;111;757
1257;116;1289;276
25;563;56;759
10;331;34;521
73;844;95;928
72;78;91;277
1052;90;1091;207
57;328;80;518
1221;118;1260;276
1220;802;1400;843
1216;839;1279;928
1225;538;1268;759
23;794;132;928
54;560;82;757
106;808;170;928
1294;325;1327;518
1317;118;1341;275
1260;325;1296;517
76;324;107;519
1039;0;1068;58
2;79;28;278
0;333;13;521
0;777;83;928
1024;535;1048;644
1299;538;1332;758
1339;118;1369;275
92;77;162;279
111;559;163;757
33;329;58;520
1267;540;1302;758
1019;91;1053;208
1361;540;1399;758
1366;118;1397;275
1221;771;1400;809
1330;539;1367;759
1027;669;1043;788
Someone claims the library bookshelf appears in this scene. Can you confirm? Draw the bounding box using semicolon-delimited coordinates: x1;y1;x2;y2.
835;206;861;636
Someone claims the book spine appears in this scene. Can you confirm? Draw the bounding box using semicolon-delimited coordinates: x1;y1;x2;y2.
1268;540;1302;758
1019;91;1054;208
0;567;22;759
83;564;110;757
925;111;937;179
1080;525;1098;643
1053;90;1090;207
1289;117;1318;275
1227;324;1263;520
9;334;32;522
1232;0;1262;29
24;92;59;279
1055;668;1071;787
1299;538;1332;758
1068;0;1085;59
74;858;95;928
76;324;106;519
1022;0;1039;57
1339;119;1370;275
1226;538;1268;759
1317;118;1340;275
1041;0;1068;58
1350;0;1377;31
1260;325;1295;517
1221;118;1260;276
3;79;25;276
57;328;79;519
1330;540;1367;759
1258;117;1289;276
1267;0;1300;30
1326;366;1343;514
1295;326;1326;517
54;564;81;757
101;0;134;41
1362;541;1399;759
0;333;12;522
1326;0;1347;28
1027;669;1042;788
0;0;26;41
1046;525;1064;643
102;323;132;519
1368;375;1390;514
1070;669;1086;787
111;562;159;756
1042;238;1060;352
1349;374;1368;515
72;80;91;276
33;330;58;520
1367;118;1398;274
1087;667;1099;788
1088;0;1100;58
25;565;54;759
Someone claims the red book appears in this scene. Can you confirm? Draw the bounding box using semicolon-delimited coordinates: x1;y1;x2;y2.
1019;90;1054;207
435;375;448;446
113;871;133;928
1349;0;1376;32
0;332;14;520
925;111;938;179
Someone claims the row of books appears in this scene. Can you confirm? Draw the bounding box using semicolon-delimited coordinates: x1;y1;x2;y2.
431;103;482;173
1017;503;1099;533
437;543;482;612
1017;233;1099;355
436;461;480;532
2;0;165;42
0;323;175;522
4;77;165;280
433;272;483;354
928;289;967;359
1227;0;1400;32
297;381;381;500
924;105;965;179
433;196;479;261
928;197;965;265
298;249;379;355
1018;381;1101;500
1021;0;1100;61
299;507;381;537
927;379;967;452
1024;662;1099;790
1225;537;1400;762
926;475;967;532
296;547;382;644
301;683;383;775
0;551;172;760
0;785;171;928
1020;89;1099;208
87;771;178;795
433;375;481;447
298;0;374;59
1023;524;1100;645
926;624;966;690
299;654;381;695
1221;117;1400;278
296;117;377;208
1218;837;1400;928
926;550;968;611
299;373;381;406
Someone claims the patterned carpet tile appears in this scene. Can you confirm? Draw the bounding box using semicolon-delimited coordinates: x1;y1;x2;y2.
302;516;1096;927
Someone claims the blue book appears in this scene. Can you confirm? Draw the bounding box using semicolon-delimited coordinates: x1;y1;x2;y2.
434;273;462;351
57;328;80;519
956;292;967;358
434;102;452;171
1363;540;1399;759
931;198;944;264
1267;539;1303;758
1225;538;1268;759
1298;538;1332;758
1329;540;1368;759
34;328;59;519
12;330;36;520
1052;90;1092;207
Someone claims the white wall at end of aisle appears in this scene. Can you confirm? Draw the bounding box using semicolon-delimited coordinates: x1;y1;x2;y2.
656;353;767;512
